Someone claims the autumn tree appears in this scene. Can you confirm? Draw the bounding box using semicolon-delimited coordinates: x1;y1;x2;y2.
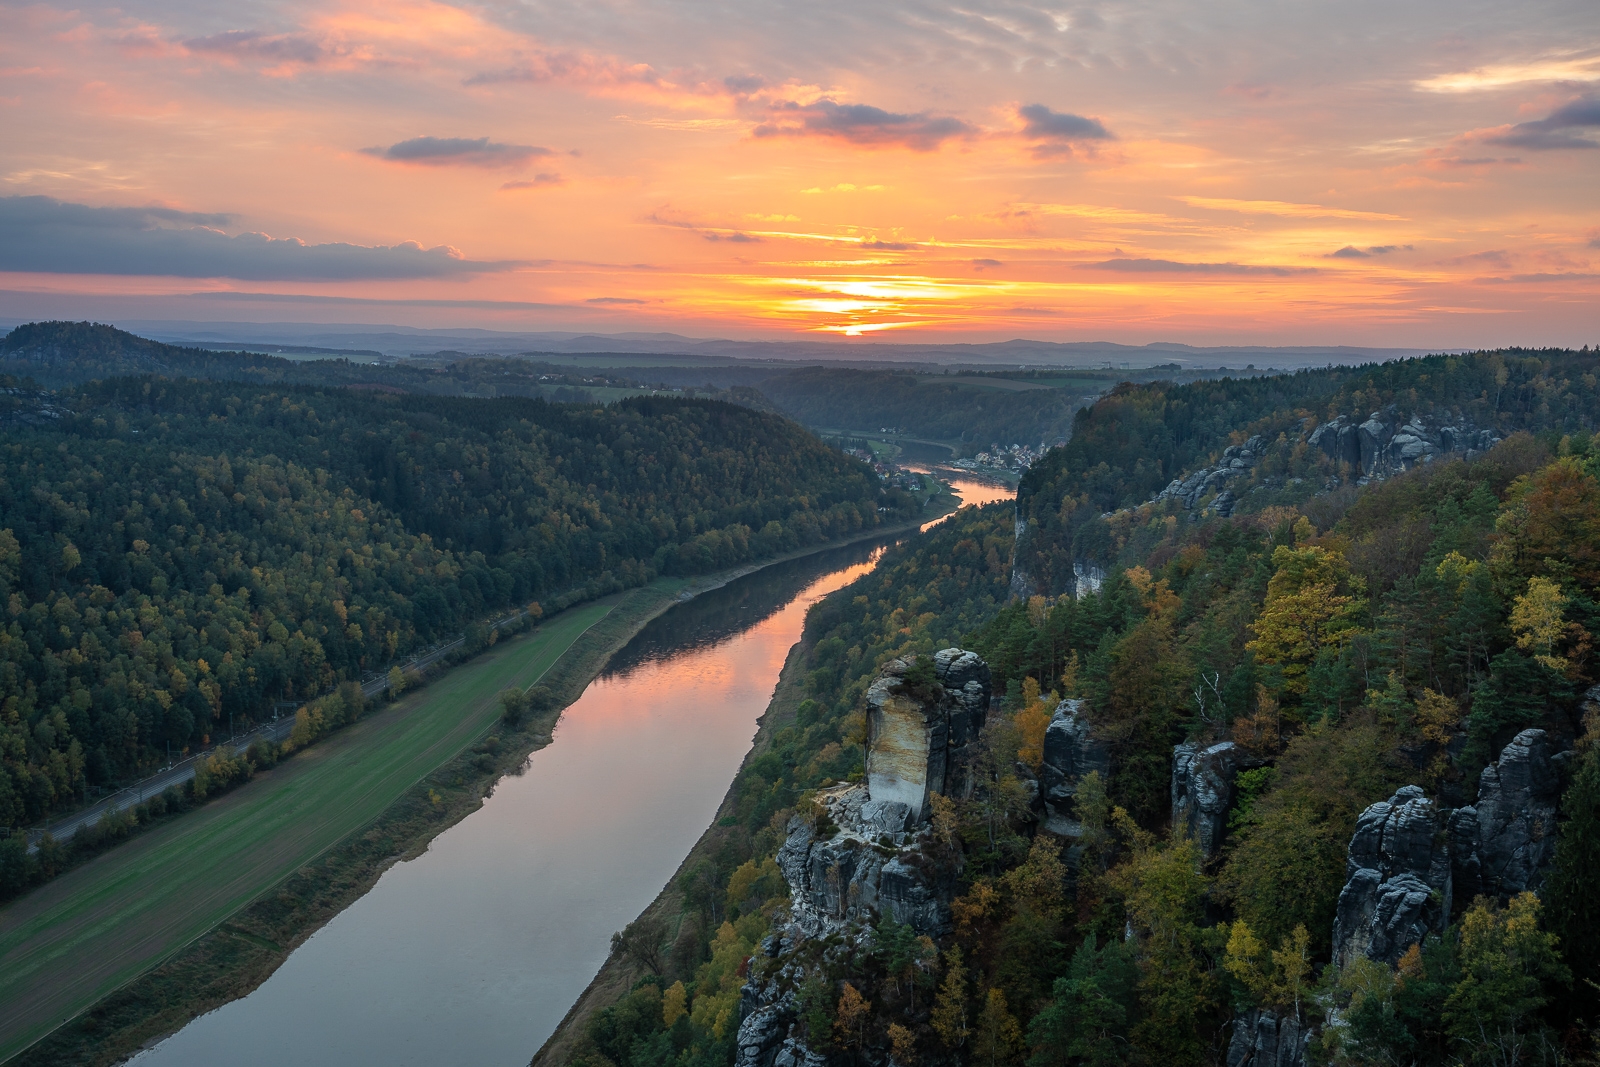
1247;544;1364;698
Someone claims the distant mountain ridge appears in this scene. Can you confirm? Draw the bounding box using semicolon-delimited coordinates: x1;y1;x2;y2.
0;317;1447;366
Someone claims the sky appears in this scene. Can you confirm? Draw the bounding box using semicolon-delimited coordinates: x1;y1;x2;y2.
0;0;1597;347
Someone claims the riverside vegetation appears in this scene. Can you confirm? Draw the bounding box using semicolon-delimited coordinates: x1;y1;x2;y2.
0;321;922;893
549;347;1600;1067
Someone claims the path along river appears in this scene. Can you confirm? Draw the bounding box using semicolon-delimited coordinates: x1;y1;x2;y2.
131;473;1012;1067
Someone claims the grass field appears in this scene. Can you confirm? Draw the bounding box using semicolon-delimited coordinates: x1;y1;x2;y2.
0;602;610;1063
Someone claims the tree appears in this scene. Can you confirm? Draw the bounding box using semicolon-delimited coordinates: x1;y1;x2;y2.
1541;738;1600;1013
974;986;1025;1067
1443;893;1569;1064
1110;812;1218;1064
387;665;406;696
1508;576;1570;672
611;915;668;976
835;983;871;1049
499;687;528;726
932;947;971;1048
1026;935;1135;1067
662;980;688;1027
1247;544;1363;698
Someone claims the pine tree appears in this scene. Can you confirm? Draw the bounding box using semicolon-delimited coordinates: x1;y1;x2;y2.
1544;741;1600;1007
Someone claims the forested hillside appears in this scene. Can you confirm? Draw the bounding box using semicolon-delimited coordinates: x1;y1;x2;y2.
753;368;1081;447
0;374;900;829
1015;348;1600;594
559;355;1600;1067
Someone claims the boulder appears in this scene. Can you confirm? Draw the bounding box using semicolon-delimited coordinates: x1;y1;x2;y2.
1332;786;1451;968
734;1003;791;1067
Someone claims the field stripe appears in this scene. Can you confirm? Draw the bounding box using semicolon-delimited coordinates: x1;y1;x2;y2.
0;603;610;1062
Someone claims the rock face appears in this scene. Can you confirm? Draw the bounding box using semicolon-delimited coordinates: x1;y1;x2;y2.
1038;699;1110;836
1154;409;1501;522
1155;435;1267;514
1332;786;1453;969
776;785;955;938
1172;741;1263;860
1450;729;1564;903
1227;1008;1311;1067
862;648;989;827
778;648;987;939
1314;408;1499;479
739;652;991;1065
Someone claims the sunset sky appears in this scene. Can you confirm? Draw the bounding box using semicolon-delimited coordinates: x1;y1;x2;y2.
1;0;1596;347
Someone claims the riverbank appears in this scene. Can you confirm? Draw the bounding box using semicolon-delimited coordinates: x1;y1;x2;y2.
2;503;953;1067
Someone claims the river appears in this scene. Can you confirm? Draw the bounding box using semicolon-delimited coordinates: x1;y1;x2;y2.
130;474;1011;1067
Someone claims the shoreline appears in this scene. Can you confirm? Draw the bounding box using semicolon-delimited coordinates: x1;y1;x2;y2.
5;501;955;1067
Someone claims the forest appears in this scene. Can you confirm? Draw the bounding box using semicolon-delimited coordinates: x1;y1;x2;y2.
0;359;907;831
566;352;1600;1067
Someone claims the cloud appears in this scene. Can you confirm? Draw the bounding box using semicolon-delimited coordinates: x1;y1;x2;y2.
859;240;917;250
192;292;574;309
1471;97;1600;150
360;136;556;168
1016;104;1113;157
971;258;1004;270
0;196;518;280
648;211;763;243
704;231;762;243
1416;57;1600;93
586;296;646;304
501;174;566;190
1176;196;1408;221
1474;272;1600;284
182;30;326;64
753;100;975;151
1086;258;1316;276
1326;244;1412;258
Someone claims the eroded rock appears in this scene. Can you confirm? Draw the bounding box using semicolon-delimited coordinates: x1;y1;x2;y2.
1173;741;1263;860
1332;786;1451;968
1039;699;1110;836
1450;728;1563;904
1227;1008;1310;1067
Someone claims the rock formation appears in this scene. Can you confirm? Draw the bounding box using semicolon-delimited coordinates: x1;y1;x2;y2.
1449;728;1564;904
1038;699;1110;836
1172;740;1263;860
736;650;990;1067
1227;1008;1311;1067
1155;435;1266;515
861;648;989;828
1331;786;1452;969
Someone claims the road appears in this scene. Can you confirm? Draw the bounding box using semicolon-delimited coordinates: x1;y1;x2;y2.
24;610;528;851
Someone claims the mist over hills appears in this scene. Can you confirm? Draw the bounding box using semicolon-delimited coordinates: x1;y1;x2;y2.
0;317;1445;368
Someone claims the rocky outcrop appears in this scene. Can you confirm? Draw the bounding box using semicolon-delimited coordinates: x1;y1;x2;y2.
1038;699;1111;837
1155;435;1266;515
1010;517;1039;599
1227;1008;1310;1067
1173;741;1263;860
777;649;986;939
742;653;990;1063
1332;786;1452;968
1312;409;1499;479
776;785;955;938
862;648;988;826
1449;729;1563;904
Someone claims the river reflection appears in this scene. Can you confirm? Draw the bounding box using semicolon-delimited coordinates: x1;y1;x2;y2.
130;483;1012;1067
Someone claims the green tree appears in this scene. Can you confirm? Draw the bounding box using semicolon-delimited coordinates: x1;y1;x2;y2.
1443;893;1569;1064
1026;935;1135;1067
